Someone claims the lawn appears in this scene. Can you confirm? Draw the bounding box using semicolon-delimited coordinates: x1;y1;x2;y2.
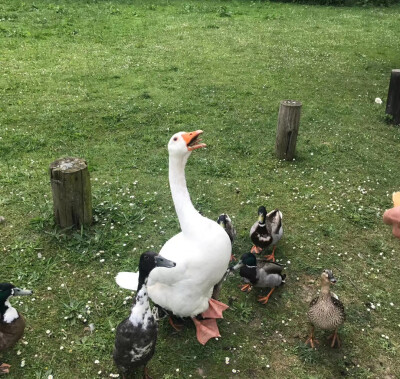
1;0;400;378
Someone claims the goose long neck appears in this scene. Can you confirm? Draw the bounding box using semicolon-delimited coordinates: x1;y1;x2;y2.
169;154;200;233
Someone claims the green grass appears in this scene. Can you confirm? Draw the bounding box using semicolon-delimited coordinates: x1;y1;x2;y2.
1;0;400;378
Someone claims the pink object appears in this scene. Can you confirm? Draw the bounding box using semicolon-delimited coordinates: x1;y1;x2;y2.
383;206;400;239
191;299;229;345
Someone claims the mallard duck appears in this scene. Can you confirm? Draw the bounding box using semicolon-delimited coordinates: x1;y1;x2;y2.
306;269;345;348
232;252;286;305
116;131;231;345
0;283;33;374
250;206;283;262
114;251;175;379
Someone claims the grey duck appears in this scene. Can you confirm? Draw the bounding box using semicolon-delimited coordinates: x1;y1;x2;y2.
232;252;286;305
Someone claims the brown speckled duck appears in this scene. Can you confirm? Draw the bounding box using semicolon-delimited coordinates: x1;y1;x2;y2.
0;283;33;374
306;270;345;348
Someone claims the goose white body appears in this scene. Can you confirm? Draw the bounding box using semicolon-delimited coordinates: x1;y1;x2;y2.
148;220;231;317
116;131;231;318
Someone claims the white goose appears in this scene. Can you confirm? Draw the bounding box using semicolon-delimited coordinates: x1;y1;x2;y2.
117;130;232;344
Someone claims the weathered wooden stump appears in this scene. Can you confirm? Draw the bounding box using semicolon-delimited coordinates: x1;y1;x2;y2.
386;69;400;125
49;157;92;228
275;100;302;161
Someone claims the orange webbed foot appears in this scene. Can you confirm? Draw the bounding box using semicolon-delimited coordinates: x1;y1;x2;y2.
257;288;275;305
0;363;10;375
263;246;276;262
240;284;252;292
230;254;237;262
250;245;262;254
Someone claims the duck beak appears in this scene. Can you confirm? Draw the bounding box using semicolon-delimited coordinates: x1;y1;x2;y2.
13;288;33;296
330;277;337;284
181;130;206;151
231;260;244;271
155;256;176;268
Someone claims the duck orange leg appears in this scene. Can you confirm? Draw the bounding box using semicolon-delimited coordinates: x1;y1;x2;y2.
305;326;319;348
250;245;263;254
0;363;10;374
263;246;276;262
327;328;341;348
168;316;183;331
239;284;252;292
143;365;152;379
257;288;275;304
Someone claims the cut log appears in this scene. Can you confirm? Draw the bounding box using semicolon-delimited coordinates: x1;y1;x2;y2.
275;100;302;161
386;69;400;125
49;157;92;228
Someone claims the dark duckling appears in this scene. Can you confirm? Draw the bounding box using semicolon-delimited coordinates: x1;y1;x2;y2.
232;252;286;305
250;206;283;261
306;269;345;348
217;213;237;262
217;213;236;244
113;251;176;379
0;283;33;374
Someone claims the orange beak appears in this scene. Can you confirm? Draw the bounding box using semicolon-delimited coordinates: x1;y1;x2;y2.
181;130;207;151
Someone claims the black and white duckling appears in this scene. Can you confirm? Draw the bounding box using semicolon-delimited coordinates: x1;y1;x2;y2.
232;252;286;305
250;206;283;262
113;251;176;379
306;269;345;348
0;283;33;375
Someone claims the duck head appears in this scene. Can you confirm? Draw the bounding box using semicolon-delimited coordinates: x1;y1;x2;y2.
168;130;206;158
139;251;176;275
217;214;228;228
0;283;33;301
257;206;267;225
321;269;337;285
232;252;257;271
0;283;33;323
137;251;176;292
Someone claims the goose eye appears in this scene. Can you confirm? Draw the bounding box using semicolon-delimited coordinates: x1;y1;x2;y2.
173;137;178;141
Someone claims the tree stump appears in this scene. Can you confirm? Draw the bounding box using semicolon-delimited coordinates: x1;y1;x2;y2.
275;100;302;161
49;157;92;228
386;69;400;125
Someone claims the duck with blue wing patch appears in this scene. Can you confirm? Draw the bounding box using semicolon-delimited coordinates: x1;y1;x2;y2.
232;253;286;305
113;252;175;379
0;283;33;375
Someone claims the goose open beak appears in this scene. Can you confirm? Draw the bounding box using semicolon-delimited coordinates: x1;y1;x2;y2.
182;130;206;151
